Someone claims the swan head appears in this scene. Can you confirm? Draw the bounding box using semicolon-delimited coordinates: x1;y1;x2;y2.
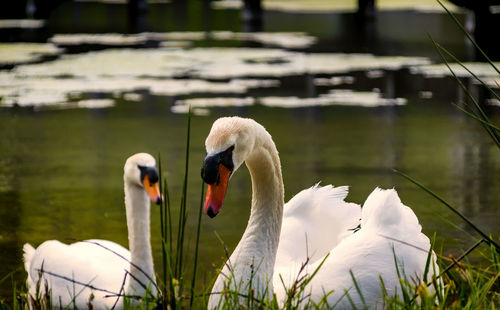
124;153;163;205
201;117;257;218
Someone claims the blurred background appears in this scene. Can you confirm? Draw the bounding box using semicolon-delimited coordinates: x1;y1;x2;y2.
0;0;499;304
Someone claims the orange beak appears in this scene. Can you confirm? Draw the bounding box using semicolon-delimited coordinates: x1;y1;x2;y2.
143;177;163;205
204;164;231;218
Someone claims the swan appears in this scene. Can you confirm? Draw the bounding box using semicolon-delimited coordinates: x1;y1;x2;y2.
200;117;438;309
23;153;162;309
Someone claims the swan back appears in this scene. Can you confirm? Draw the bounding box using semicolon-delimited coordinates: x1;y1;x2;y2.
305;188;437;308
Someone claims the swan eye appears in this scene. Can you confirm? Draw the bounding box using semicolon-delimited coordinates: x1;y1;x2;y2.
138;165;159;184
201;145;234;184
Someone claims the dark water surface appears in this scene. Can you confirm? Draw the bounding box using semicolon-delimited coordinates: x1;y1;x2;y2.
0;0;499;302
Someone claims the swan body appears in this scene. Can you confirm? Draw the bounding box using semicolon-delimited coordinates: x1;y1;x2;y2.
201;117;438;309
23;153;162;309
289;187;435;308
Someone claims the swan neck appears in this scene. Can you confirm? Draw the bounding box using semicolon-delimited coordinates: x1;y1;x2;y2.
124;182;156;296
246;144;284;248
236;134;284;293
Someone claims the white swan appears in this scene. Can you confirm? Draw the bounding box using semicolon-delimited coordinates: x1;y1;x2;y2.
200;117;438;309
23;153;162;309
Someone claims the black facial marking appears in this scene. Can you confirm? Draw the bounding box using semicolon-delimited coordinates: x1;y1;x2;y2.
220;145;234;171
138;165;159;184
201;145;234;185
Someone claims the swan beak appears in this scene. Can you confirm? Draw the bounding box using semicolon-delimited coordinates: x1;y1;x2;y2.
203;164;231;218
143;177;163;205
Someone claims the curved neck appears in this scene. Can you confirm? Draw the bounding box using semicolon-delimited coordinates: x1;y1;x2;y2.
230;130;284;296
124;183;156;296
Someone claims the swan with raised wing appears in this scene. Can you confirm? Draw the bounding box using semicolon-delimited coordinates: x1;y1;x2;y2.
200;117;438;309
23;153;162;309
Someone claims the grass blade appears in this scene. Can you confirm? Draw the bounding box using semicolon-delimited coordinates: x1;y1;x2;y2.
157;155;168;302
436;0;500;74
439;239;486;276
452;103;500;132
190;180;205;308
427;34;500;148
178;107;191;278
349;270;367;309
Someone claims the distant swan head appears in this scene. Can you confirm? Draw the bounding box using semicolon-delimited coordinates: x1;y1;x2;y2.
124;153;162;205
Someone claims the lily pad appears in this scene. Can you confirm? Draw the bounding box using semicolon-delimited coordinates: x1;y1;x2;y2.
0;43;63;66
411;62;500;79
314;76;355;86
171;105;210;116
234;0;461;13
259;90;406;108
76;99;115;109
50;33;149;46
174;96;255;108
0;19;45;29
2;46;428;108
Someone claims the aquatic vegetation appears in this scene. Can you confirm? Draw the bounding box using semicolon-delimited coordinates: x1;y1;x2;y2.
0;43;62;66
304;53;430;75
211;31;317;49
0;19;45;29
170;105;210;116
259;90;406;108
1;47;427;108
483;77;500;89
174;96;255;108
313;76;355;86
75;0;169;3
11;47;426;80
75;99;115;109
488;99;500;107
213;0;460;13
0;73;277;108
50;33;150;46
171;90;405;114
412;62;500;84
50;31;317;49
122;93;143;102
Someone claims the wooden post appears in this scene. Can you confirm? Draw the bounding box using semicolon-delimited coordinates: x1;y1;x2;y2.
243;0;262;22
357;0;376;18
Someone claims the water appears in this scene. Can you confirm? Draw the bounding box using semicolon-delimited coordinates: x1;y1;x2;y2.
0;0;499;302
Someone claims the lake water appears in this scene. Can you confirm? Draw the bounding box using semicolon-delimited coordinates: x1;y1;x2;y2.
0;0;499;303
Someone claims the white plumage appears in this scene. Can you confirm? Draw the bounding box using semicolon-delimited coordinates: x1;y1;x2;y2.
202;117;438;309
278;187;436;308
23;153;161;309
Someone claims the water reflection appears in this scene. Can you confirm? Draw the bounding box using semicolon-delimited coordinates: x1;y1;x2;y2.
451;128;496;233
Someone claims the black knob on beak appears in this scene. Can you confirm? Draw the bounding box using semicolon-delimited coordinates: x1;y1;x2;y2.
201;154;220;185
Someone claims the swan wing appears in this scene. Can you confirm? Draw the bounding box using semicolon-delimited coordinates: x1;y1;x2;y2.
25;239;130;309
277;184;361;266
274;184;361;300
307;188;438;308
